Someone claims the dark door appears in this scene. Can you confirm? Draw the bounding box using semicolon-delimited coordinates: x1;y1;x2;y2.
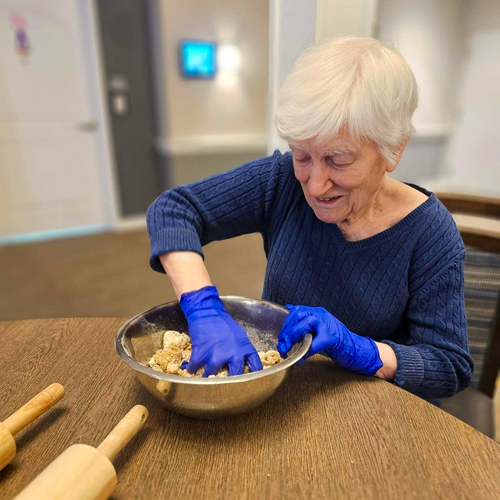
97;0;162;216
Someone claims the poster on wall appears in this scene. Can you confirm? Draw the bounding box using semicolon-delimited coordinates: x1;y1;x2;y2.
10;11;31;63
178;39;216;79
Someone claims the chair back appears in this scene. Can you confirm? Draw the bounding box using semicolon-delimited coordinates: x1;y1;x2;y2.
437;193;500;397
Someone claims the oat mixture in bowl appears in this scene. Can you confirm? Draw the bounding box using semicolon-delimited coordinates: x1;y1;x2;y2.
115;296;312;418
149;330;283;378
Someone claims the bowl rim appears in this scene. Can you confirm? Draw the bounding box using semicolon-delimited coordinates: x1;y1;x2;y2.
115;296;313;385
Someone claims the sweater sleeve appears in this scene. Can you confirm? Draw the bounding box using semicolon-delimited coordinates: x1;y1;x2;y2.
146;150;289;272
383;257;474;399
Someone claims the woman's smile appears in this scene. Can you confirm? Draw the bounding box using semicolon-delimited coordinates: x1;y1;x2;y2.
315;195;343;205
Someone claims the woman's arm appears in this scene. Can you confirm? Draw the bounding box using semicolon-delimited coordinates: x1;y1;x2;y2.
277;256;470;398
147;152;288;274
149;154;291;376
382;258;473;399
159;251;212;299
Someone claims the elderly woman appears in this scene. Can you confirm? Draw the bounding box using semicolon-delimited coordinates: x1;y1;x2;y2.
147;37;473;400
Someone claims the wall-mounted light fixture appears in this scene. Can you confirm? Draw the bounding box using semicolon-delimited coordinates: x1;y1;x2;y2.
217;44;241;74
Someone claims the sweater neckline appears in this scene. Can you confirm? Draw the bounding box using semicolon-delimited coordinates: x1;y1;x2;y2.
328;185;437;249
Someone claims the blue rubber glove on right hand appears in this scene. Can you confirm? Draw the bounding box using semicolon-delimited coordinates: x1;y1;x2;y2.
277;305;383;376
180;286;263;377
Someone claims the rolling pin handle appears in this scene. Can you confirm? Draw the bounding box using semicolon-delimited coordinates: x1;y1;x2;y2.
97;405;149;462
2;383;65;436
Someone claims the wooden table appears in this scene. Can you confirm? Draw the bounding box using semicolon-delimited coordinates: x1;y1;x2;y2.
1;318;500;499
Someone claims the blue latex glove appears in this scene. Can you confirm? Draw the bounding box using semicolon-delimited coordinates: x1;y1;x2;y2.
180;286;263;377
277;305;383;376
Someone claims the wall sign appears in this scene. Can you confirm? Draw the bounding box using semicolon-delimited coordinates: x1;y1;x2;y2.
10;12;31;62
178;39;217;79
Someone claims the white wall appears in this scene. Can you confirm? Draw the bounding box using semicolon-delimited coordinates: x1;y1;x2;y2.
316;0;377;41
157;0;269;154
267;0;317;154
439;0;500;196
377;0;464;130
0;0;117;242
376;0;464;185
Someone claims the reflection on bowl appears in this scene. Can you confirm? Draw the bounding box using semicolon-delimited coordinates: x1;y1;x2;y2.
115;296;312;419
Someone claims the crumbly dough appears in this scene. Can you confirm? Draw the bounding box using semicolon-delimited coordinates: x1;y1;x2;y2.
148;330;283;378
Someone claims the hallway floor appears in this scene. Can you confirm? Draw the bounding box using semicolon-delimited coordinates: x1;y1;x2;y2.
0;229;266;322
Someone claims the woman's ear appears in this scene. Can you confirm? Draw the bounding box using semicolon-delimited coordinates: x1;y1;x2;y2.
386;139;409;173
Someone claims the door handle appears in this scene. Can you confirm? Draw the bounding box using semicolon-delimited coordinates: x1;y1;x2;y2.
77;121;98;132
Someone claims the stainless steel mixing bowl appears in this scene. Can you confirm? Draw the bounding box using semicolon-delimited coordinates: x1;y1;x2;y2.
115;296;312;419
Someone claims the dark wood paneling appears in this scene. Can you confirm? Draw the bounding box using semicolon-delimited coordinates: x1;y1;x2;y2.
437;192;500;218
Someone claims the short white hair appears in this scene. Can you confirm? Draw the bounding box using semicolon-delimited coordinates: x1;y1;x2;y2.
275;37;419;165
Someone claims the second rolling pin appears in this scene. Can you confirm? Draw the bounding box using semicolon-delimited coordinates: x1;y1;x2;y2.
0;383;65;471
14;404;149;500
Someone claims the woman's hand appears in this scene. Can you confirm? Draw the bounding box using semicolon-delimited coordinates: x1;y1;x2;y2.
277;305;383;376
180;286;263;377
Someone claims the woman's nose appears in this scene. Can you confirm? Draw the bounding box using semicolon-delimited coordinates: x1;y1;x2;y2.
308;163;332;197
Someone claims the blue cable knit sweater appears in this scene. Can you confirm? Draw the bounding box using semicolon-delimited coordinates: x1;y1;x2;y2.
147;151;473;400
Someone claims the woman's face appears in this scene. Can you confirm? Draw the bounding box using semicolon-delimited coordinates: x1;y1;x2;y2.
290;134;394;224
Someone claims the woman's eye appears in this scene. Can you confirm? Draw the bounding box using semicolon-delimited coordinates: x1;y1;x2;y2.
295;157;310;164
328;158;351;168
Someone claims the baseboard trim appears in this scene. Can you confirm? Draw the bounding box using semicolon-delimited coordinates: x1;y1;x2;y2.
0;224;111;246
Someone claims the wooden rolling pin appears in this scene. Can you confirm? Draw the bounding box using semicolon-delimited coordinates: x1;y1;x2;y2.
14;405;149;500
0;383;66;471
